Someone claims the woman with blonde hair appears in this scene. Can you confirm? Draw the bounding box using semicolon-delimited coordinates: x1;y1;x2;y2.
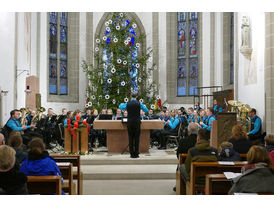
0;145;28;194
228;145;274;194
229;124;252;154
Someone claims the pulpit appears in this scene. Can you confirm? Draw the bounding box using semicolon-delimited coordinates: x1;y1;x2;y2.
93;120;164;153
210;112;237;149
64;127;89;154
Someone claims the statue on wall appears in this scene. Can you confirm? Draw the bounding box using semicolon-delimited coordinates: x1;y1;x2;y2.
240;15;252;59
241;16;251;48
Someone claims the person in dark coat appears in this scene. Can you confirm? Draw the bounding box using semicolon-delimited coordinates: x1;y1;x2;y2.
0;145;28;195
119;92;149;158
265;134;274;165
8;133;27;167
176;123;198;158
179;129;218;194
228;145;274;194
229;124;252;154
218;141;241;161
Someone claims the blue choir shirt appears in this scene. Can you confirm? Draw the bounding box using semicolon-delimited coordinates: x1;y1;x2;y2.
6;117;30;131
167;117;180;130
214;105;223;113
249;115;262;135
119;99;149;113
202;115;216;131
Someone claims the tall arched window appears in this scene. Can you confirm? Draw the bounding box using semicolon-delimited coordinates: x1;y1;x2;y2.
49;12;68;95
95;12;146;94
177;12;199;96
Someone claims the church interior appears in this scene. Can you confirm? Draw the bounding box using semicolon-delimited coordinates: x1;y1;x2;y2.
0;0;274;199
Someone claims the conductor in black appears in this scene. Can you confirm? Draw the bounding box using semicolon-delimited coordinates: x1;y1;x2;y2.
119;92;149;158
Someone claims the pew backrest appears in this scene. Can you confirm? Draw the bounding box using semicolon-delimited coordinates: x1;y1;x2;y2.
27;176;62;195
189;161;246;195
51;155;81;194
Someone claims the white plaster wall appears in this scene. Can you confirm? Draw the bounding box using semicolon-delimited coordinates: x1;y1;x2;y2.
214;12;223;87
16;12;28;110
201;12;212;109
237;12;265;130
0;12;15;125
158;12;167;103
30;13;37;76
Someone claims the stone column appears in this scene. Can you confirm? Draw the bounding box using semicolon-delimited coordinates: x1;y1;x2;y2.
265;12;274;134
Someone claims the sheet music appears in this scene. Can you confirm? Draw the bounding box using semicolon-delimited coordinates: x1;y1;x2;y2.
218;161;235;165
56;162;70;166
223;172;242;179
234;193;258;195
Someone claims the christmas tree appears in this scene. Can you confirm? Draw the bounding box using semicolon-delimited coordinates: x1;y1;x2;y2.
82;12;160;112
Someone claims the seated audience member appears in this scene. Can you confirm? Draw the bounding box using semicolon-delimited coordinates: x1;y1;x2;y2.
158;110;180;149
247;108;262;142
0;133;5;146
229;125;252;154
123;110;128;117
199;108;216;132
180;129;218;181
218;141;241;161
228;145;274;194
8;133;27;167
265;134;274;165
0;145;28;195
20;138;62;177
176;123;198;158
187;107;194;123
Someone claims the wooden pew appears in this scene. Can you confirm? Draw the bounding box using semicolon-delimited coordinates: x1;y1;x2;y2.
187;162;246;195
205;174;233;195
176;154;188;195
206;174;274;195
27;176;62;195
51;155;82;195
176;153;247;195
57;162;75;195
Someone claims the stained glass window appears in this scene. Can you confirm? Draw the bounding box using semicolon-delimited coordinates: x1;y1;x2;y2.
49;12;68;95
59;12;68;94
49;59;57;94
49;12;58;94
177;12;199;96
229;12;234;84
